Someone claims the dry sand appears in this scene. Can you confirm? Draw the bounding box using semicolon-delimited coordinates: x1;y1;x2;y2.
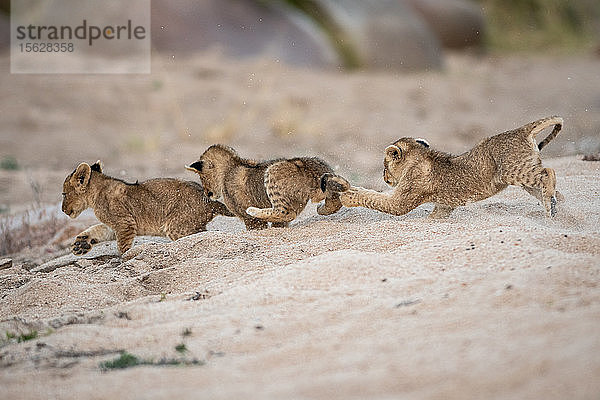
1;51;600;399
1;156;599;399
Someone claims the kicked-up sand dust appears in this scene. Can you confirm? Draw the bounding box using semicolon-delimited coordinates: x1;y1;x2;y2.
1;51;599;399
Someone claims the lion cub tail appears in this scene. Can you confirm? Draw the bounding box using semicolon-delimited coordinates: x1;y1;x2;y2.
527;116;563;151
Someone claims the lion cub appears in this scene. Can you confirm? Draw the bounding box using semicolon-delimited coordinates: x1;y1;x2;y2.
323;116;564;218
62;161;231;255
186;145;342;229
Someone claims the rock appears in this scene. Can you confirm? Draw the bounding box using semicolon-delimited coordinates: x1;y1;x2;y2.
0;13;8;51
31;255;78;273
315;0;443;70
0;258;12;270
151;0;337;68
406;0;486;49
151;0;446;71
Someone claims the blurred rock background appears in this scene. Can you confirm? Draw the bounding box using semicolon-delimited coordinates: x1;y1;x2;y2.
0;0;599;218
2;0;599;69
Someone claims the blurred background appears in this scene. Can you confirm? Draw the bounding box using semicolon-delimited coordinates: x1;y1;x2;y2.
0;0;599;255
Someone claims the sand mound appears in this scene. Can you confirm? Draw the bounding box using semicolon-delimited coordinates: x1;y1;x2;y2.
1;156;599;399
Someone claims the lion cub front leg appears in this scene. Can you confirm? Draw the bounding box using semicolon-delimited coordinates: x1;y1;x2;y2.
113;217;137;255
322;174;384;209
72;223;115;255
324;174;423;216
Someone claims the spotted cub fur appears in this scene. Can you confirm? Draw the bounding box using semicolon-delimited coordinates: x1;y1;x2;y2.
62;161;231;255
186;145;342;229
323;116;564;218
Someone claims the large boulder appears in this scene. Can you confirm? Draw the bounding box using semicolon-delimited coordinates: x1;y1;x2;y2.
151;0;444;71
315;0;443;70
0;12;8;51
151;0;337;67
406;0;486;49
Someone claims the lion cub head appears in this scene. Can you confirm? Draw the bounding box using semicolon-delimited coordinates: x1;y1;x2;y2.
186;144;237;200
62;161;102;218
383;138;431;187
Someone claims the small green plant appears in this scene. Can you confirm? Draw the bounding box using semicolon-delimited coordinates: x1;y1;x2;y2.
1;330;39;346
175;343;187;354
159;293;167;302
17;330;38;342
151;80;163;91
99;351;204;371
0;156;19;171
100;352;141;370
475;0;598;52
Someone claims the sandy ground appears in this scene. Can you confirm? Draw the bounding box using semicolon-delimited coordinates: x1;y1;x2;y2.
0;156;599;399
1;51;600;399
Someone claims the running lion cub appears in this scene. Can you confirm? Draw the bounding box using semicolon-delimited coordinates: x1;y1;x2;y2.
322;116;564;218
186;145;342;229
62;161;231;255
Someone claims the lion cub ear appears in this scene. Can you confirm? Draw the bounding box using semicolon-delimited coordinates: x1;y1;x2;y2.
90;160;103;173
415;138;430;148
185;160;203;173
385;145;402;160
72;163;92;190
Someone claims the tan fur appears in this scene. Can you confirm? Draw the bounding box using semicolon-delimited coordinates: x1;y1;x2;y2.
62;161;232;255
186;145;342;229
323;116;564;218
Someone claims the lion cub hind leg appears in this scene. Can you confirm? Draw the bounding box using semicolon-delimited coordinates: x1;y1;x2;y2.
522;185;543;203
540;167;558;217
163;203;210;241
72;223;116;255
245;179;299;223
428;204;454;219
246;204;298;223
511;166;558;217
243;217;269;230
163;219;207;241
522;167;557;217
246;163;308;224
522;185;564;206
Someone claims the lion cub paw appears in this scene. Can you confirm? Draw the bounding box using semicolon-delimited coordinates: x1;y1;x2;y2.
320;173;350;193
72;234;99;255
316;201;341;216
550;196;557;218
339;191;360;207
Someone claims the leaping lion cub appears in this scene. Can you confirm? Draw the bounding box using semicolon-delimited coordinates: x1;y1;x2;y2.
62;161;231;255
186;144;342;229
323;116;564;218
